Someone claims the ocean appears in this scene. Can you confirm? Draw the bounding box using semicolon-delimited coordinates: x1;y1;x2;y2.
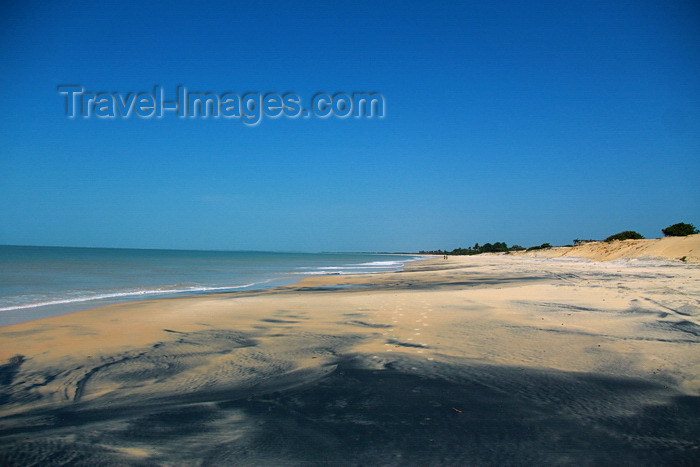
0;245;422;326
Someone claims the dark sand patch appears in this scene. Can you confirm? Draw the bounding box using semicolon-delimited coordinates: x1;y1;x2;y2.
342;312;367;318
346;320;393;329
0;356;24;386
647;320;700;338
260;318;301;324
385;339;428;349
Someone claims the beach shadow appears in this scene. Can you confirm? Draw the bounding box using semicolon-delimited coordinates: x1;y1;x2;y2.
208;359;699;466
2;356;698;466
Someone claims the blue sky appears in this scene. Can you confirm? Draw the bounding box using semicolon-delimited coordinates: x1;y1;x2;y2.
1;0;698;252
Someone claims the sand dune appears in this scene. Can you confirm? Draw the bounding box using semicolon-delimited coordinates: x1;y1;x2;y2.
0;253;699;465
515;234;700;263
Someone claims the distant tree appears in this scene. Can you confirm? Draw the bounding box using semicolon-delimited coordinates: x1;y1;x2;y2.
661;222;698;237
425;241;548;256
419;249;446;255
492;242;508;252
604;231;645;242
573;239;597;246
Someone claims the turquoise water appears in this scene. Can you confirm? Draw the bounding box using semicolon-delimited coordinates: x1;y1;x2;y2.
0;246;422;325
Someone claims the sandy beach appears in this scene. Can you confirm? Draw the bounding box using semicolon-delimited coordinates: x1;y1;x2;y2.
1;238;699;465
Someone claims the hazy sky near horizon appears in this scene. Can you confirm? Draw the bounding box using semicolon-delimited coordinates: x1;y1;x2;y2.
1;0;698;252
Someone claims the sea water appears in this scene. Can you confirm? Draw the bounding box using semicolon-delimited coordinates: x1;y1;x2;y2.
0;246;422;326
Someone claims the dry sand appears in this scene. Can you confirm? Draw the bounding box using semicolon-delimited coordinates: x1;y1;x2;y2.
1;248;699;465
514;233;700;263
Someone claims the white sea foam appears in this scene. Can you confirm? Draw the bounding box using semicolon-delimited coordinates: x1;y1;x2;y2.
0;282;267;313
296;260;405;272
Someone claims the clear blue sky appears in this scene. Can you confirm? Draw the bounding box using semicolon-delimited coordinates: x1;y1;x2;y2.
1;0;698;252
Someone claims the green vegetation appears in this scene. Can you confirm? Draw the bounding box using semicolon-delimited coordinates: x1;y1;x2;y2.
662;222;698;237
526;243;552;251
604;231;644;242
420;242;548;256
420;242;526;256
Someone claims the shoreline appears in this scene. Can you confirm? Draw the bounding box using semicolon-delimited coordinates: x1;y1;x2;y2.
0;255;438;360
0;251;429;328
1;252;698;464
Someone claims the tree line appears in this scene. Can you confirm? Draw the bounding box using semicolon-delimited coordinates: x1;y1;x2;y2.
420;222;697;256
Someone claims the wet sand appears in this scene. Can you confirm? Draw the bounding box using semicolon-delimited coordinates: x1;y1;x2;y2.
1;255;699;465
